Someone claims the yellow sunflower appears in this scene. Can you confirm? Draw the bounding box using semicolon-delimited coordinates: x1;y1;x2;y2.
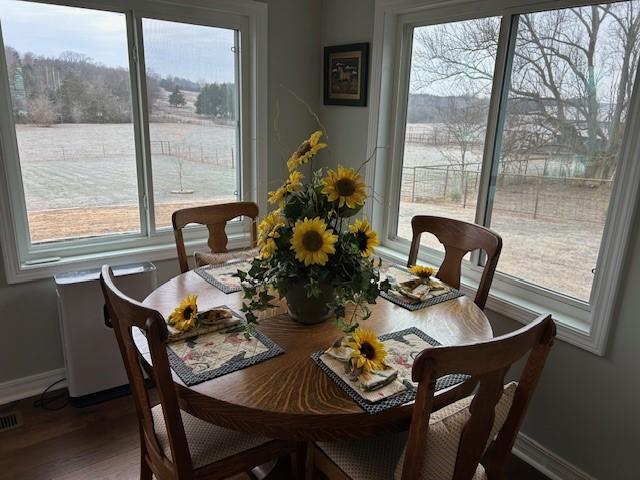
290;217;338;266
267;185;287;206
287;130;327;172
260;238;278;259
268;171;305;206
346;327;387;373
349;218;379;257
285;170;304;192
321;165;367;209
167;294;198;332
409;265;436;279
257;210;285;259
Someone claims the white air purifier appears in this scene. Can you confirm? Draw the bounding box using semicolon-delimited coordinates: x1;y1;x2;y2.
55;262;157;406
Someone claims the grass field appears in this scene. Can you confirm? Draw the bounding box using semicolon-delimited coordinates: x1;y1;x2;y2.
396;200;601;301
16;122;238;234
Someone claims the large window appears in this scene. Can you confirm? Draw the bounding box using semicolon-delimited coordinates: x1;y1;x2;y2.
489;5;637;302
0;0;266;280
142;18;240;229
393;1;640;301
1;2;139;243
398;17;501;254
374;0;640;352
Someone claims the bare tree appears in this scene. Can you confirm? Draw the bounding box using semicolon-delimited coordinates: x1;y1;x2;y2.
411;3;640;180
436;95;487;195
27;94;56;126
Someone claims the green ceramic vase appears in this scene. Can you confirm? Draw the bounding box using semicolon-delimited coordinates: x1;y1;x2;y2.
285;283;334;325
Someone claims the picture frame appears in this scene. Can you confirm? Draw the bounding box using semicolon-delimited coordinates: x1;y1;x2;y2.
323;43;369;107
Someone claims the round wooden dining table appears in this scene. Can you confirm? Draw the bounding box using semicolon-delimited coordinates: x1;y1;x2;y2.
136;269;493;442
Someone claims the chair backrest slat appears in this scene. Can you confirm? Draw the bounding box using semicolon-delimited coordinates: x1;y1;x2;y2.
400;314;555;480
172;201;259;273
407;216;502;309
100;266;193;477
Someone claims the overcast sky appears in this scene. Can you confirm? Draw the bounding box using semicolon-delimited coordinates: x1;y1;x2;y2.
0;0;236;83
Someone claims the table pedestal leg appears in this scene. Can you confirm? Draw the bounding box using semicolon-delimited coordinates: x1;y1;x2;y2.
250;443;308;480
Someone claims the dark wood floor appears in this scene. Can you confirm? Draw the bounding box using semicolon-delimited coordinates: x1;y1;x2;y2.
0;390;549;479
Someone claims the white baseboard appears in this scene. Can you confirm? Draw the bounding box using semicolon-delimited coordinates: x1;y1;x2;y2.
514;432;596;480
0;368;67;406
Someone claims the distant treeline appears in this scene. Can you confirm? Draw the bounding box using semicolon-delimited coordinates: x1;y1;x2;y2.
159;75;201;93
407;93;566;123
4;47;235;125
4;47;163;124
194;83;236;118
407;94;489;123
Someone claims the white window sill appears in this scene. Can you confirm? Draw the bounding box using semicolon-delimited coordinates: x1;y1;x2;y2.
3;232;252;284
374;245;601;355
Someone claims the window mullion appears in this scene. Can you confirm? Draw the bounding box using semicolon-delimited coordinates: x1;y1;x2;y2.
385;23;415;245
129;11;156;235
472;14;519;265
234;30;243;203
0;22;32;259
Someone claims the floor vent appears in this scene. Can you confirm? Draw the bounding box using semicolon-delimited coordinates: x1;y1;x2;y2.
0;410;23;433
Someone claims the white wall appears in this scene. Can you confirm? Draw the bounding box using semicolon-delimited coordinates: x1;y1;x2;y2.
0;0;322;383
319;0;375;171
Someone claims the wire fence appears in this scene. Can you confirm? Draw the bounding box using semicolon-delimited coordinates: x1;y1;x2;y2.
19;139;236;168
404;124;481;147
150;140;235;167
401;164;612;224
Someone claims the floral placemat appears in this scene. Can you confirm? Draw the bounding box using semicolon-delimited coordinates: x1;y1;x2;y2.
194;259;252;294
312;327;469;414
379;264;464;311
166;308;284;386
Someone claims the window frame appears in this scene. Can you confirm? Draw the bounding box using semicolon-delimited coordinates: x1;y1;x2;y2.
0;0;268;283
367;0;640;355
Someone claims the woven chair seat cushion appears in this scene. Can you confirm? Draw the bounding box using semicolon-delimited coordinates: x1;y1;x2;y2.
316;382;517;480
152;405;271;469
316;433;486;480
194;247;259;267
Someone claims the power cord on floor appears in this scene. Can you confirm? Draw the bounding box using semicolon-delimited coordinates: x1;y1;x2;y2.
33;378;69;411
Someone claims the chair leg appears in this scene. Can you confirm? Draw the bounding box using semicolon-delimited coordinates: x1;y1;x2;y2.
307;445;321;480
140;455;153;480
292;442;308;480
139;440;152;480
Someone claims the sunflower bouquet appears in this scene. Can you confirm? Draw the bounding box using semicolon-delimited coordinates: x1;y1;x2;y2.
236;130;390;333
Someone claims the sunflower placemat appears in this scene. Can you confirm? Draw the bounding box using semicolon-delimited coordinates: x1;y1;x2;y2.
166;307;284;387
379;264;464;311
194;259;252;294
312;327;469;414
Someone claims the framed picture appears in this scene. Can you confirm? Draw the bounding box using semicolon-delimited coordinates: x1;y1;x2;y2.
323;43;369;106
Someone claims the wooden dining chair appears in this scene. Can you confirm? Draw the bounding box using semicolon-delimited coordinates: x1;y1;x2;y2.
99;265;298;480
172;201;259;273
407;216;502;309
309;314;556;480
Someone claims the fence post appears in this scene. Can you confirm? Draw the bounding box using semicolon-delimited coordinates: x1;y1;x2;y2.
411;168;416;202
443;166;449;199
533;176;542;219
463;173;468;208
